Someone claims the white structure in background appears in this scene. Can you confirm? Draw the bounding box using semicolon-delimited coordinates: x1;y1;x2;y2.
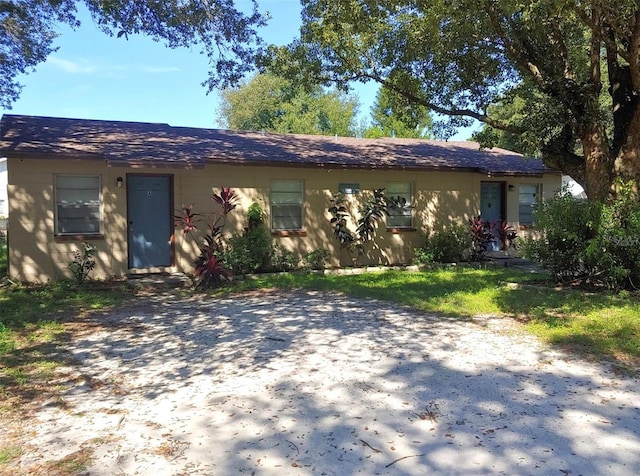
562;175;587;200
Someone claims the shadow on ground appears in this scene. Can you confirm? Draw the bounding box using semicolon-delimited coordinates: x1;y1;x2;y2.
13;289;640;475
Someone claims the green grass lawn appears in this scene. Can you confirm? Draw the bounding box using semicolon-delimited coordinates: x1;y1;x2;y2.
0;240;7;278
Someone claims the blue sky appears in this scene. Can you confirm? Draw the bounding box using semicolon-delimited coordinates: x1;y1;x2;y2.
0;0;474;138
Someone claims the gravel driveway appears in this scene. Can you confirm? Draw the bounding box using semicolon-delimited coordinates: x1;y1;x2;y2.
16;289;640;475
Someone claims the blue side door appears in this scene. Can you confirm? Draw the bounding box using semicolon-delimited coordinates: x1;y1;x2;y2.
480;181;504;223
127;175;173;268
481;181;505;251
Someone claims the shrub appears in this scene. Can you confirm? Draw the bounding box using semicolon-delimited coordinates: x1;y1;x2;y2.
415;223;471;264
225;225;272;275
271;244;299;271
0;239;7;277
522;181;640;290
521;191;598;283
223;201;273;275
303;248;330;270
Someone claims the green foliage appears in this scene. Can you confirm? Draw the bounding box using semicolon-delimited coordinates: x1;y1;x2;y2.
356;188;390;242
0;240;7;277
0;0;266;109
327;188;397;265
271;244;299;272
328;193;356;247
247;201;266;229
522;182;640;290
412;247;435;265
363;86;433;139
415;224;471;264
218;72;359;136
225;226;272;275
67;242;96;284
303;248;330;270
224;202;273;275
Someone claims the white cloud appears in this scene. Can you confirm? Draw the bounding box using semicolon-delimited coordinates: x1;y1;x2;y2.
47;56;180;76
47;57;102;74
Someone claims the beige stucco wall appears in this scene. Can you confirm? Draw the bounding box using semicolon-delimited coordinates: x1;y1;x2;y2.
7;157;561;281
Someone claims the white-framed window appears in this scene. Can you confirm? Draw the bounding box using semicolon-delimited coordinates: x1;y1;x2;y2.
270;180;303;230
386;182;413;228
55;175;101;234
339;183;360;194
519;183;542;226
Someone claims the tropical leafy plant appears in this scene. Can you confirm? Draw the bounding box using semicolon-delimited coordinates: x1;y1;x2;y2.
328;193;356;247
176;187;238;289
468;216;494;262
193;235;233;289
68;242;96;284
356;188;390;242
271;243;299;271
328;188;405;265
495;220;518;251
174;204;201;234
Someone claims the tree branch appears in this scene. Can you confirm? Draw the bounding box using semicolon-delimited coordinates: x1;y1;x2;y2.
483;1;545;87
362;73;525;134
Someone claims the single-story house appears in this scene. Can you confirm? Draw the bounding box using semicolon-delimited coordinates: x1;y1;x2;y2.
0;114;561;282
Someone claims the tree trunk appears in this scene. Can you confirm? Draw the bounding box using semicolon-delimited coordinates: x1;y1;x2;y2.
613;104;640;197
580;122;613;201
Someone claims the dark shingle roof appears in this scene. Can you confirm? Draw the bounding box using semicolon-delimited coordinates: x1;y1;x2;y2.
0;114;556;176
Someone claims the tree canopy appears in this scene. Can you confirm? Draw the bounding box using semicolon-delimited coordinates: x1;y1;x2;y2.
363;86;433;139
217;72;359;136
0;0;266;109
267;0;640;200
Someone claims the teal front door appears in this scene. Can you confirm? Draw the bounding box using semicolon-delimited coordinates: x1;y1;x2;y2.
481;181;505;251
127;175;173;268
480;181;504;223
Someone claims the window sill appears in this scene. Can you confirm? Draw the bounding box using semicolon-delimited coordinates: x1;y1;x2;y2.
271;229;307;237
55;234;105;242
386;227;417;233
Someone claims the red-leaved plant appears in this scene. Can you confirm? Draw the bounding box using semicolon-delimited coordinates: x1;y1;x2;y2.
176;187;238;289
193;235;233;289
468;216;495;261
174;204;201;234
495;220;518;251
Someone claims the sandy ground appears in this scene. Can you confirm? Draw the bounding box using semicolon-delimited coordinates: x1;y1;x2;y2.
12;289;640;475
